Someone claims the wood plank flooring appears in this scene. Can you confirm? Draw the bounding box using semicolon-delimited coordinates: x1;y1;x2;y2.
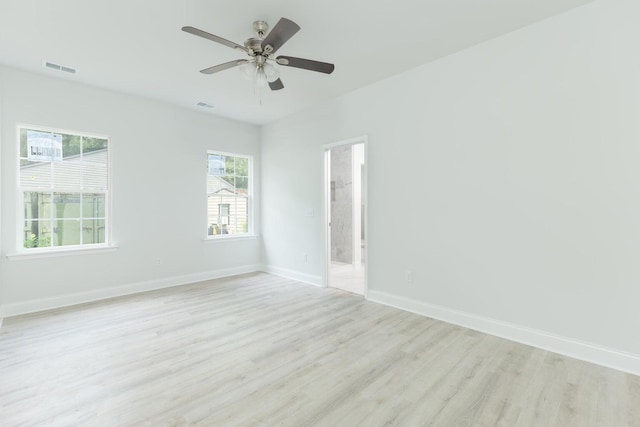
329;261;365;295
1;272;638;426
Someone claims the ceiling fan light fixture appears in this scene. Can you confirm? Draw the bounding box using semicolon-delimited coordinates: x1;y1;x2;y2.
255;67;268;88
263;62;280;83
240;60;257;81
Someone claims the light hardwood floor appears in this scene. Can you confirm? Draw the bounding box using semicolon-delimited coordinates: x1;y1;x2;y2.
329;261;365;295
1;272;638;426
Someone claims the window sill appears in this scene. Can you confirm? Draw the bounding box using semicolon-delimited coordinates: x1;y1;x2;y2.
6;245;119;261
202;234;259;244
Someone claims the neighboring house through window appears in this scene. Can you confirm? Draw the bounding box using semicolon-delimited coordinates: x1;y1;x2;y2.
207;152;251;237
18;126;110;250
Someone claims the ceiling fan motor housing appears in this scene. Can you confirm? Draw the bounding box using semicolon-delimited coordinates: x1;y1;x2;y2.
245;21;272;56
244;37;263;55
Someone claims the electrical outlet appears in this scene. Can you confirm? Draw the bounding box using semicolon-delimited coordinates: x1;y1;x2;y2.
405;270;414;284
155;258;162;266
303;253;308;263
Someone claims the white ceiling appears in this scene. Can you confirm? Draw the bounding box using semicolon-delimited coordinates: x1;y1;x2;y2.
0;0;593;125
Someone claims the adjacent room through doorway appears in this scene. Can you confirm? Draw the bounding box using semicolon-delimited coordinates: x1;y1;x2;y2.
325;140;366;295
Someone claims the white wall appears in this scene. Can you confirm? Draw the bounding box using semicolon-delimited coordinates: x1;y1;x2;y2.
0;66;261;314
0;94;3;324
261;0;640;370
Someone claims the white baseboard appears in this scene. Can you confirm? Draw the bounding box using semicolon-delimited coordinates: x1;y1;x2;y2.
368;289;640;377
5;265;637;376
260;264;322;287
1;264;262;318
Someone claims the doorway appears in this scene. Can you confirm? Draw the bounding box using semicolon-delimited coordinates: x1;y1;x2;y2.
323;137;367;296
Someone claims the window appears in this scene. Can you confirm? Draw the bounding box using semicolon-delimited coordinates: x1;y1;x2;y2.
207;152;251;237
19;126;110;250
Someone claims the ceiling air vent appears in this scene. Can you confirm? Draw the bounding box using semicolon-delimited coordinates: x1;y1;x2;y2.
196;102;214;108
44;61;78;75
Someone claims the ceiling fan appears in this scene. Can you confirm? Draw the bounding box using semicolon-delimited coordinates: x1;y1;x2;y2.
182;18;335;91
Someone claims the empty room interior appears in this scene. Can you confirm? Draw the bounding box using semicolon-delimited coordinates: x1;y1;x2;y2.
1;0;640;425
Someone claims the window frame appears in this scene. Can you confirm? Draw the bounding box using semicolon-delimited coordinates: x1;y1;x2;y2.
206;150;253;240
15;123;113;254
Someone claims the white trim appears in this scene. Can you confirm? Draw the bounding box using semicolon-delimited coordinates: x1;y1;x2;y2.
260;264;322;287
6;245;119;260
206;149;251;158
352;144;363;267
322;136;369;150
323;149;330;288
368;289;640;376
205;151;254;238
1;264;261;317
202;234;259;243
16;123;113;253
16;122;108;140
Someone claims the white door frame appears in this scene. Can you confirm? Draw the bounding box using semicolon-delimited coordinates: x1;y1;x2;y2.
322;135;368;298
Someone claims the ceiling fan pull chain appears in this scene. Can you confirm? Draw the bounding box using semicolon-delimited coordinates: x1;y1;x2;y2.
253;66;263;105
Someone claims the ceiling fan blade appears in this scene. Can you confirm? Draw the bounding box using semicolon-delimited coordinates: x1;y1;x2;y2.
269;78;285;91
261;18;300;55
276;56;335;74
200;59;249;75
182;26;250;54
